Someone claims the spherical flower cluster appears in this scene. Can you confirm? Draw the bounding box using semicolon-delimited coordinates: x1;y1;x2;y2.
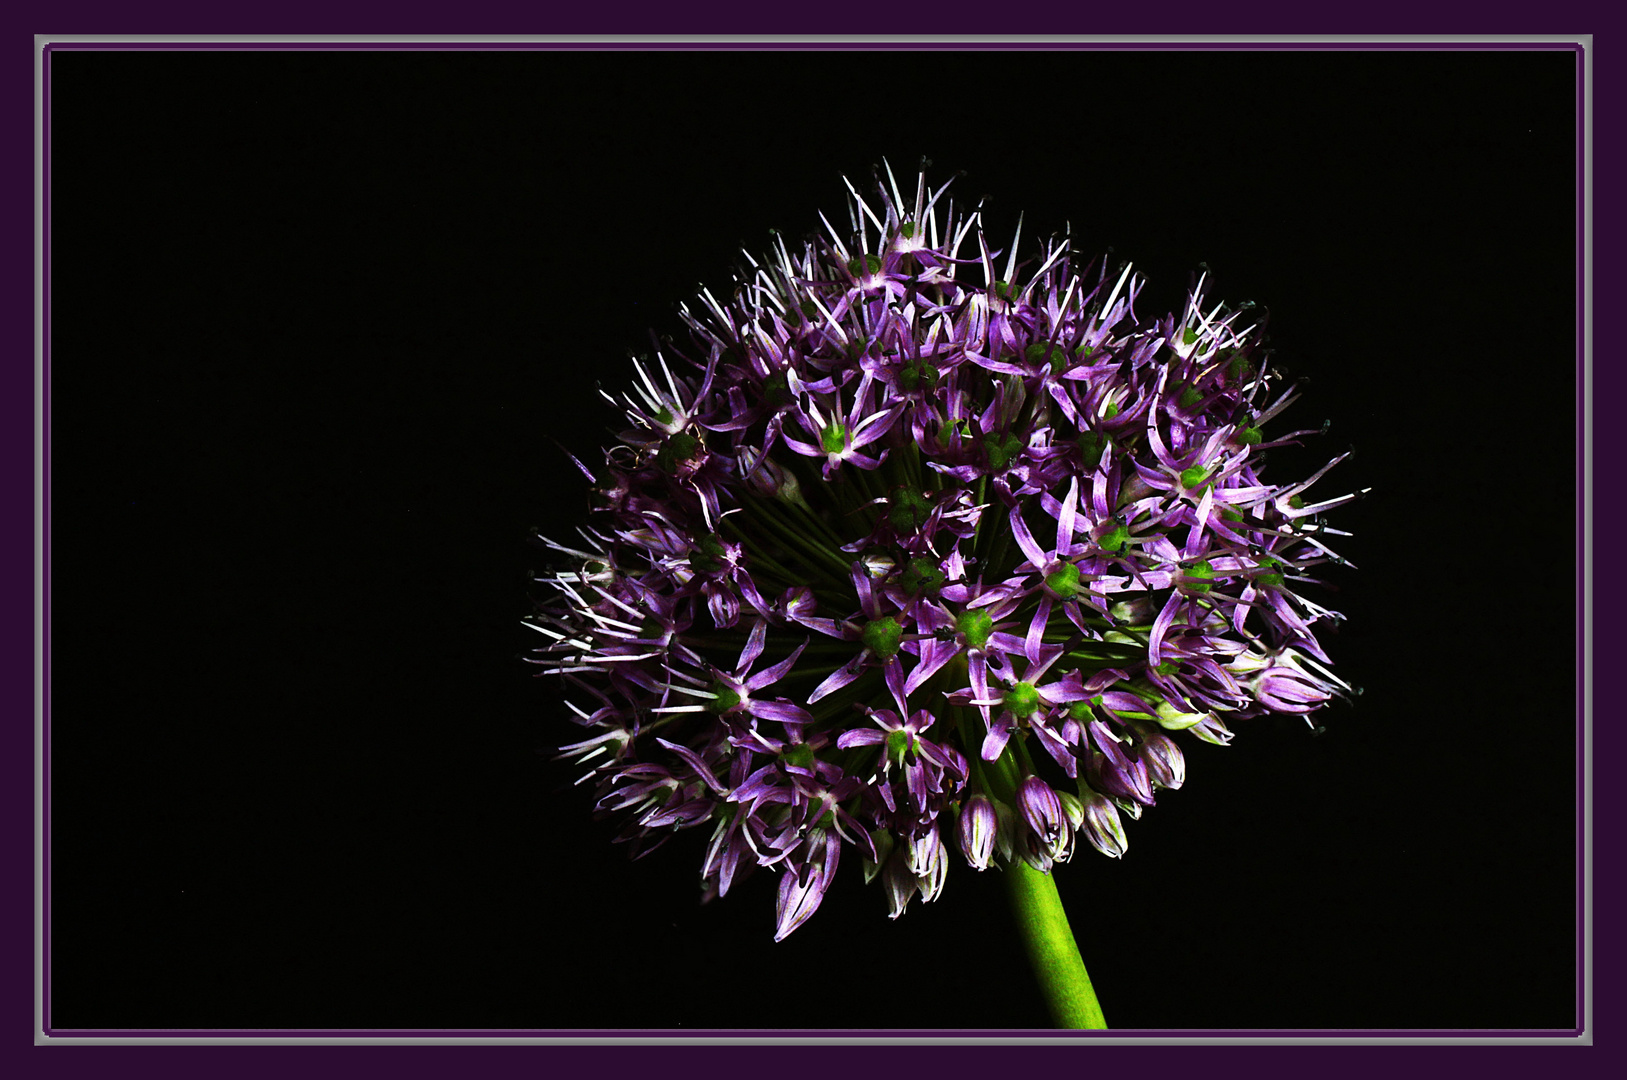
528;166;1363;940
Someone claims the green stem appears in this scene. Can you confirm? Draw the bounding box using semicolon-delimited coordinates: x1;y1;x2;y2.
1003;860;1107;1030
739;498;851;578
947;674;1104;1029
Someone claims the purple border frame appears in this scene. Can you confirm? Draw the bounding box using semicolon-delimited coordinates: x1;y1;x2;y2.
30;32;1596;1053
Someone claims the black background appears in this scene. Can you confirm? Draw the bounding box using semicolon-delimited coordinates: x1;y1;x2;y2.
47;48;1579;1032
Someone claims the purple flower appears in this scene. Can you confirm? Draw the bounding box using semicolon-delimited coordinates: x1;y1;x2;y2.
1017;776;1070;864
531;164;1361;937
1135;726;1187;790
780;371;905;478
1077;788;1129;859
957;793;999;871
775;827;841;941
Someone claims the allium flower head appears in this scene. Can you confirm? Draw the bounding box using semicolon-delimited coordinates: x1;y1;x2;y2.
529;164;1364;939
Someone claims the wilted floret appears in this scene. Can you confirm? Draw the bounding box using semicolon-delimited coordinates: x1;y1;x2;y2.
529;164;1363;938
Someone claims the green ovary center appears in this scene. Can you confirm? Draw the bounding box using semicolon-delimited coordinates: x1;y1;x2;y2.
1183;560;1215;593
885;727;913;768
899;556;945;595
862;617;903;659
1099;522;1130;552
956;609;994;650
706;682;741;713
984;433;1024;471
1004;682;1041;717
782;743;815;769
1045;561;1082;598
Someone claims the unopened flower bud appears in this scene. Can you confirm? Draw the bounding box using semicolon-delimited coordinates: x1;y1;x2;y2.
910;825;948;903
1251;666;1333;713
1109;596;1154;624
1226;649;1272;676
1019;830;1055;874
1188;712;1235;746
994;798;1017;864
862;826;895;884
957;794;999;870
1017;776;1066;846
744;454;789;497
1056;789;1085;830
1088;720;1154;805
1016;776;1073;862
882;850;916;919
1138;729;1186;789
1154;698;1209;731
1078;789;1128;858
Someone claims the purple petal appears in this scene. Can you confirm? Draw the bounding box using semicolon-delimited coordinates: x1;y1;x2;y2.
885;656;909;713
1147;591;1184;666
968;650;990;701
1008;503;1050;570
808;656;865;703
851;561;876;618
850;404;905;448
1098;690;1156;716
773;846;838;941
986;631;1028;656
745;637;810;692
1025;597;1052;664
1036;675;1093;704
1025;643;1066;684
1055;476;1079;553
654;737;728;794
980;714;1013;761
707;587;740;629
1090;721;1154;805
843;450;886;471
904;638;958;695
738;618;768;673
748;698;815;726
835;728;885;749
1184;485;1215;558
1031;721;1079;778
